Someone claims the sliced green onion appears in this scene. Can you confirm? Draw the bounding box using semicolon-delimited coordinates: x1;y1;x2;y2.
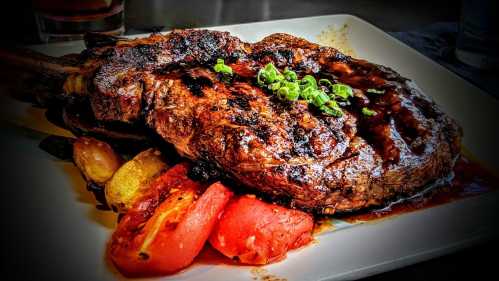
300;75;318;90
319;78;337;99
213;58;233;75
288;89;300;101
299;86;313;101
362;107;377;117
285;81;300;100
254;64;349;118
277;87;289;100
366;88;385;94
277;86;300;101
257;68;266;86
332;83;353;100
264;63;284;83
283;68;298;81
277;81;300;101
320;79;354;101
328;100;340;108
269;81;281;91
257;63;284;86
321;101;343;117
319;79;334;90
312;90;330;107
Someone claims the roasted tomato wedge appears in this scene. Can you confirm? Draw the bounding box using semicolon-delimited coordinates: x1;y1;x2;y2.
108;163;233;277
209;195;314;265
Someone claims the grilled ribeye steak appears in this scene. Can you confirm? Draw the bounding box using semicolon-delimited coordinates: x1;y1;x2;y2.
14;30;463;214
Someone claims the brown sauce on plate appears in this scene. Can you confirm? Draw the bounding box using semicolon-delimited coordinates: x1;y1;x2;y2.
334;155;498;224
194;155;498;267
105;153;497;273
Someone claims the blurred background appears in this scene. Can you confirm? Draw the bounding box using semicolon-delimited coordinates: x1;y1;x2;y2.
1;0;460;45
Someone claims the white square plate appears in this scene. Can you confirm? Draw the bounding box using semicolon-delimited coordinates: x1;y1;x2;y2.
2;14;498;281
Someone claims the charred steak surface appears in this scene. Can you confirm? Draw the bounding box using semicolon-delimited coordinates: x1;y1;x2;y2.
63;30;461;214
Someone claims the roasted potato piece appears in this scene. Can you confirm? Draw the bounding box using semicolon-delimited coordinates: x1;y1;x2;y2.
105;148;167;213
73;137;122;184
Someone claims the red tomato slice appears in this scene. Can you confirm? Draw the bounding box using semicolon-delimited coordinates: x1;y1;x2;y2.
108;163;233;277
209;195;314;265
143;182;233;273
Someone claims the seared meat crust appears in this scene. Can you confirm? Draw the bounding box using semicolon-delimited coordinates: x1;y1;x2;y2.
71;30;461;214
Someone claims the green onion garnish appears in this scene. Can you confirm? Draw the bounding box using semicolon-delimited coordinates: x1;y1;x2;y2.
320;79;354;103
319;79;334;91
332;83;353;100
366;88;385;94
269;81;281;91
362;107;377;117
283;68;298;82
299;86;313;102
255;63;352;117
257;63;284;86
321;100;343;117
312;90;330;107
213;58;233;75
277;81;300;101
300;75;318;90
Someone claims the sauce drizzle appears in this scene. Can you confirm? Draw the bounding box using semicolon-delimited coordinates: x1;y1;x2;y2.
336;156;498;224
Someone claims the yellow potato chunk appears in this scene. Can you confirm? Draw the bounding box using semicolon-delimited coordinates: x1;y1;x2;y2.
105;148;167;213
73;137;122;185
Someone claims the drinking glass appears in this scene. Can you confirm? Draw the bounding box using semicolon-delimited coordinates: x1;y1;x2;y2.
33;0;125;42
455;0;499;69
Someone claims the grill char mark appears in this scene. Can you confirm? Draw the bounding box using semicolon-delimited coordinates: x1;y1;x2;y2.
75;29;461;214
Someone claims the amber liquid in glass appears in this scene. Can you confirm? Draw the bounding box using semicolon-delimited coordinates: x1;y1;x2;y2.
33;0;125;42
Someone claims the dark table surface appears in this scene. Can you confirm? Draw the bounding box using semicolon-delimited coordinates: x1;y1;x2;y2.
1;1;498;280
